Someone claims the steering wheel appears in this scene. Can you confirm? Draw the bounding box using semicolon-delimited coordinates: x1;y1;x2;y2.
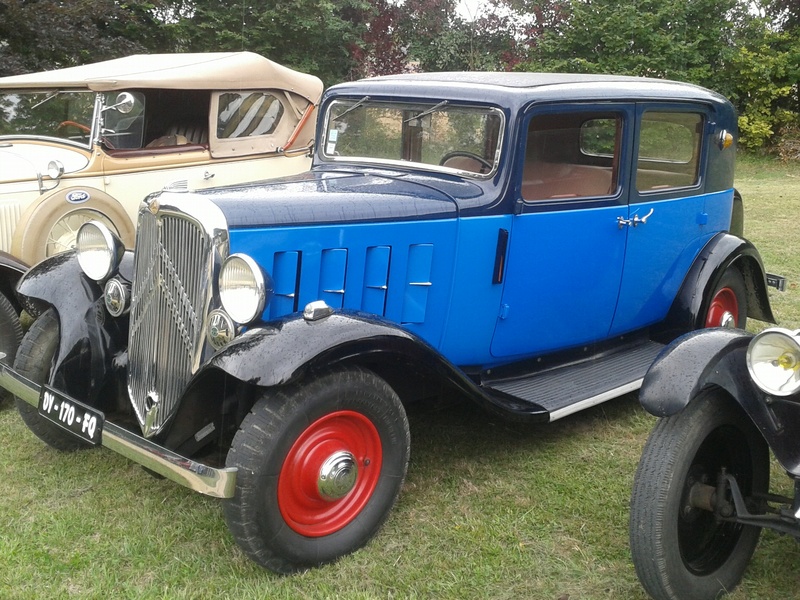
439;151;493;173
58;120;91;134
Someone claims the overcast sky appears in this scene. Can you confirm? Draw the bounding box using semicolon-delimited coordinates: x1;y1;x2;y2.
456;0;484;20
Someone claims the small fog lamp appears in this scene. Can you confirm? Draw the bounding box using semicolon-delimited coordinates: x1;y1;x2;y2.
746;328;800;397
206;309;236;350
104;278;129;317
76;221;124;282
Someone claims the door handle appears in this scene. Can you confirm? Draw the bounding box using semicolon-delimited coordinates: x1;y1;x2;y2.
617;208;654;229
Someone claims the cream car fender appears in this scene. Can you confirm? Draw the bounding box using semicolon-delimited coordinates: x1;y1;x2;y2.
11;186;135;265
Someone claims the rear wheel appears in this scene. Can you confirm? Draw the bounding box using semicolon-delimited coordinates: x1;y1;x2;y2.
630;390;769;600
14;309;89;451
223;367;410;573
704;268;747;329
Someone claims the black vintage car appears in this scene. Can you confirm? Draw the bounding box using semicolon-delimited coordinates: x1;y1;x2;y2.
631;324;799;599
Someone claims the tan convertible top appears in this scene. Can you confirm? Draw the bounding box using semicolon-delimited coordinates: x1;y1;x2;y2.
0;52;323;102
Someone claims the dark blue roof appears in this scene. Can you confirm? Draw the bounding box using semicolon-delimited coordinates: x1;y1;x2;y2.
324;71;732;112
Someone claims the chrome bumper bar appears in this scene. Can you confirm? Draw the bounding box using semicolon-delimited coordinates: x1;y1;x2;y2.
0;361;237;499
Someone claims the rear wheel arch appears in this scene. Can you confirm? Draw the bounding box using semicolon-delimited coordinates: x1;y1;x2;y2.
654;233;774;341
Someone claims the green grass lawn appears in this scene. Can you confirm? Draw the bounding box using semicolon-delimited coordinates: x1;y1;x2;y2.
1;155;798;599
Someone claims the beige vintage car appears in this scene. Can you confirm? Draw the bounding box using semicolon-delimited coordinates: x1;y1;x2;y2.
0;52;322;265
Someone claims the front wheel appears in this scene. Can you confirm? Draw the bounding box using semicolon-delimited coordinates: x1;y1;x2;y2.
14;309;89;451
630;390;769;600
223;367;410;573
0;291;22;406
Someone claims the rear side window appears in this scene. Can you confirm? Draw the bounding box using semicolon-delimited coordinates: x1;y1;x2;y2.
636;112;703;192
217;92;284;139
522;111;622;201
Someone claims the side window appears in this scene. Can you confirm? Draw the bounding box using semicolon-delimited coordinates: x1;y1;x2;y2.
522;111;621;201
102;91;146;149
636;112;703;192
217;92;284;139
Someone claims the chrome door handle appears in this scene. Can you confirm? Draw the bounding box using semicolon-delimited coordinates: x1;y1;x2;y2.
617;208;654;228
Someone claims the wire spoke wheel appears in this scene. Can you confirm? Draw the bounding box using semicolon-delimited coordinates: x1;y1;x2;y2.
45;209;118;257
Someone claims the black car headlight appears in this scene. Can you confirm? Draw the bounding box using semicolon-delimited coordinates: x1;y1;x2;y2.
218;254;271;325
76;221;124;282
746;328;800;397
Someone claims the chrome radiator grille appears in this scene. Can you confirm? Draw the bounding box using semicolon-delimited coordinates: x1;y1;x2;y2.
127;205;216;437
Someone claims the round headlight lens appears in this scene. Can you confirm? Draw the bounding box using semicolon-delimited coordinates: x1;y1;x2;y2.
746;328;800;397
76;221;123;281
219;254;269;324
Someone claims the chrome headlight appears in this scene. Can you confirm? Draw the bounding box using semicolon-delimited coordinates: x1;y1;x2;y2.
746;328;800;397
219;254;271;324
76;221;124;282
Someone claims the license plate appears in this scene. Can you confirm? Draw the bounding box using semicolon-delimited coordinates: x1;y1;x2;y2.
38;386;104;445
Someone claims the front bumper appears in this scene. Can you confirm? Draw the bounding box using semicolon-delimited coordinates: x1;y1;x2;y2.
0;361;237;499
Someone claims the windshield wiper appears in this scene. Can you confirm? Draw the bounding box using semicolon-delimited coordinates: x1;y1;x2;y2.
403;100;448;124
332;96;370;121
30;91;62;111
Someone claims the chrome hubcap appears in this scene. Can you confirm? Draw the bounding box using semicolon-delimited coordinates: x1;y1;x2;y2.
318;451;358;500
720;311;735;328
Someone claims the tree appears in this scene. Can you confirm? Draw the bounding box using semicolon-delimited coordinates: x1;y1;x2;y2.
168;0;371;85
529;0;740;87
0;0;173;76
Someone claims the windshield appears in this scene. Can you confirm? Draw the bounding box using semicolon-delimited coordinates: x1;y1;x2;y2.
323;99;503;177
0;90;96;146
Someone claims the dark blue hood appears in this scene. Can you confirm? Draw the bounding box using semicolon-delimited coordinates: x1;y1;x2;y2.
200;168;486;228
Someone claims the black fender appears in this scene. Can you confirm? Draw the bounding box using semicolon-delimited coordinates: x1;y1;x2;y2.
653;232;775;342
191;309;502;416
204;309;477;390
164;310;525;452
0;250;28;312
641;328;800;477
14;250;132;406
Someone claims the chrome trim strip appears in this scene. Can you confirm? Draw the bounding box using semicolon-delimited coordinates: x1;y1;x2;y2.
547;379;643;422
0;361;237;499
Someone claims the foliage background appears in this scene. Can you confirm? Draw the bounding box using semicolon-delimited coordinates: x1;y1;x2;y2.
0;0;797;154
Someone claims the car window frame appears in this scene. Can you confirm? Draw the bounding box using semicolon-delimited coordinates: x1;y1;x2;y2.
515;102;634;214
630;102;710;203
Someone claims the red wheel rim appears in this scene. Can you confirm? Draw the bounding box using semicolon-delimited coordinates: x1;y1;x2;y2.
705;287;739;328
278;410;383;537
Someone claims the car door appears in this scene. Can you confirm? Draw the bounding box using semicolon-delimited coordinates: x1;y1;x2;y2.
608;103;721;336
490;104;634;359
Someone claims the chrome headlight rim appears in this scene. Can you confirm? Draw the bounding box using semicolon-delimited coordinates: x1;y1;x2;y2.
219;253;269;325
76;221;124;282
746;327;800;397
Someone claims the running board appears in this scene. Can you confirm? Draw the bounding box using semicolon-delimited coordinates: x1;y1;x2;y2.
482;340;664;421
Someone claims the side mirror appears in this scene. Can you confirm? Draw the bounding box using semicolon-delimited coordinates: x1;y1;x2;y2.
104;92;136;114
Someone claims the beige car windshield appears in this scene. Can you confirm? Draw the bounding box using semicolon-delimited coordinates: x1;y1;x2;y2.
0;90;95;145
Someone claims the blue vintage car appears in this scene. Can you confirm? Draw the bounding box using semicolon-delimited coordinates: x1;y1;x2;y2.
0;73;779;572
